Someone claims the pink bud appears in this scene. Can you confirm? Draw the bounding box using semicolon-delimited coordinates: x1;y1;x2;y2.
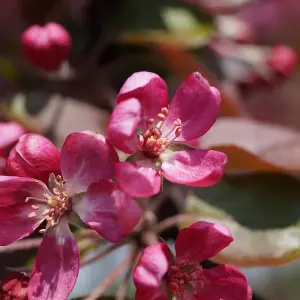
0;271;29;300
21;23;72;71
267;45;298;77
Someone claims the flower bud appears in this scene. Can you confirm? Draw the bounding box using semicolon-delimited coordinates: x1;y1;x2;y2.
21;23;71;71
7;134;61;183
267;45;298;77
0;271;29;300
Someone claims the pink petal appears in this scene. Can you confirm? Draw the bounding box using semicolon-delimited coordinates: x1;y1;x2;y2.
0;205;45;246
61;132;119;194
161;149;227;187
7;134;61;183
107;98;142;154
0;122;25;150
0;176;49;207
117;71;169;119
133;243;172;296
192;265;251;300
0;176;49;245
73;180;142;243
115;161;161;197
175;221;233;265
163;72;221;141
28;217;80;300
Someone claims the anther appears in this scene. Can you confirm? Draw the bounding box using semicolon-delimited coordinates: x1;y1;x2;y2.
146;118;155;126
28;212;37;218
157;113;166;121
39;229;46;234
175;127;182;137
161;107;168;116
174;118;182;126
31;205;39;210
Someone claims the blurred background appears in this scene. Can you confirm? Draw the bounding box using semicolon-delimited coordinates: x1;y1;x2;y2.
1;0;300;299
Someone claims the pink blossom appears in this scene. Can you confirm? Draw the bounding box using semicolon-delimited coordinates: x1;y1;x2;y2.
107;72;227;197
21;23;71;71
0;122;25;175
133;221;252;300
0;132;142;300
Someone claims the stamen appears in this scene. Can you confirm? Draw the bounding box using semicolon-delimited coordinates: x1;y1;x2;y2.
175;127;182;137
161;107;168;116
174;119;182;126
157;113;166;121
146;118;155;126
31;205;40;210
28;212;37;218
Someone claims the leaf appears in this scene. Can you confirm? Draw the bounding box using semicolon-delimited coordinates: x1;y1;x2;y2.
161;6;209;35
119;30;208;49
195;173;300;229
201;117;300;172
181;193;300;267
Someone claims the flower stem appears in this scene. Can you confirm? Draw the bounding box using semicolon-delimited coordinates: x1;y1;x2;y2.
153;214;197;234
84;253;133;300
81;240;128;267
116;247;140;300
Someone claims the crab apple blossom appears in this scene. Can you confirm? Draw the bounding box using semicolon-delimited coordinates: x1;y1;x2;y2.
0;122;25;175
21;23;71;71
0;132;142;300
0;271;29;300
107;71;227;197
7;134;61;183
133;221;252;300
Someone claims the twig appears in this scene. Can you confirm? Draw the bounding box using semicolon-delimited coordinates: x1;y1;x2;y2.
153;214;198;234
116;247;140;300
84;253;132;300
0;238;42;253
81;241;128;267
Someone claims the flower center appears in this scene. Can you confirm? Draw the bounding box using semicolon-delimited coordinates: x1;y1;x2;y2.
137;107;182;158
27;174;71;233
167;264;204;298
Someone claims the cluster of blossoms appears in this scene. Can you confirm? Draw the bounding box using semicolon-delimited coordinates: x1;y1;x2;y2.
0;70;251;299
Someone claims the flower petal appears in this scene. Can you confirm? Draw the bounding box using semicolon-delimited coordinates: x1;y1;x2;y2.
28;217;80;300
73;180;142;243
133;243;172;295
107;98;142;154
161;149;227;187
0;176;49;207
0;176;49;245
0;122;25;150
163;72;221;141
175;221;233;265
7;134;61;183
0;206;44;246
117;71;168;119
191;265;252;300
115;161;161;197
61;132;119;194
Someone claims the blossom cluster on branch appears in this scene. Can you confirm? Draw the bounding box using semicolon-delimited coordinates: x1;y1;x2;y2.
0;70;251;300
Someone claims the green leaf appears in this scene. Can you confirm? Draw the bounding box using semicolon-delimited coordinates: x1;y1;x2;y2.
195;173;300;229
161;7;201;34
